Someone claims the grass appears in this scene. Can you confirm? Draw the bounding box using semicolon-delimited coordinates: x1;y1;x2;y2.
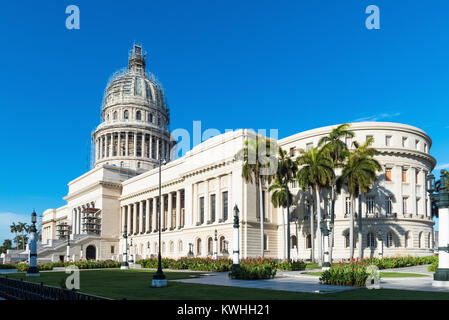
3;269;447;300
303;272;430;278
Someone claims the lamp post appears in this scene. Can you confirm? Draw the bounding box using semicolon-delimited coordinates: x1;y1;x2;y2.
152;157;167;287
26;211;39;277
66;233;71;262
129;237;134;265
320;220;331;270
232;205;240;270
213;229;218;260
121;225;129;269
427;171;449;287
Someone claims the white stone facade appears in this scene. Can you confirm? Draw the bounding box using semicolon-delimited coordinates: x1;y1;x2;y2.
39;47;436;263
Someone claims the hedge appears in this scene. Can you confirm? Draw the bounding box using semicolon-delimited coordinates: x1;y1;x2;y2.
11;260;121;272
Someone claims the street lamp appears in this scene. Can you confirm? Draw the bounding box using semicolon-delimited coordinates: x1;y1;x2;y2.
26;211;39;277
66;232;71;262
152;157;167;287
427;171;449;287
320;220;331;270
121;224;129;269
213;229;218;260
129;237;134;264
232;205;240;270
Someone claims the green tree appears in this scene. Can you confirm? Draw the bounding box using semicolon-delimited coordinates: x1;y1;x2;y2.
235;135;277;257
0;239;13;254
296;147;334;265
269;147;297;260
318;123;354;262
336;136;381;259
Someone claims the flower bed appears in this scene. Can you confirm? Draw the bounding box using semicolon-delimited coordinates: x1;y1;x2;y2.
12;260;121;272
229;264;277;280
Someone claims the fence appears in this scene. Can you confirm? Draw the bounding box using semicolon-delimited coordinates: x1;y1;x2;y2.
0;276;109;300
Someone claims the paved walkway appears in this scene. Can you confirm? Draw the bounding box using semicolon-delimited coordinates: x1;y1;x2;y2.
171;272;356;294
380;264;432;275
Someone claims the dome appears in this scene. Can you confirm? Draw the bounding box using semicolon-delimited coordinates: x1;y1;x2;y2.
102;45;167;112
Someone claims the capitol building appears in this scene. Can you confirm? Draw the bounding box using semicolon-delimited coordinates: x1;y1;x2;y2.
38;45;436;263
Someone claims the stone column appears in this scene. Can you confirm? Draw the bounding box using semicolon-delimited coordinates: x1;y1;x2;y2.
205;180;209;223
152;197;157;231
111;133;114;157
139;201;144;233
193;183;198;224
127;204;131;235
149;135;153;159
156;138;160;160
78;207;82;234
145;199;150;233
133;203;137;234
134;132;137;157
125;132;129;157
176;190;181;229
118;132;121;157
168;192;173;229
141;133;145;157
161;194;165;229
411;167;417;215
216;177;221;221
72;210;76;235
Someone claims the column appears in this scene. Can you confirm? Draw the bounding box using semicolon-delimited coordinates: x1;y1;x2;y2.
420;170;427;216
161;194;165;229
141;133;145;158
145;199;150;233
118;132;121;157
411;167;417;215
139;201;144;233
77;207;81;234
205;180;210;223
156;138;160;160
125;132;129;156
176;190;181;229
152;197;157;231
121;206;125;233
216;177;222;221
168;193;173;229
111;133;114;157
127;204;131;235
134;132;137;157
72;210;76;235
132;203;137;234
193;183;198;224
149;135;153;159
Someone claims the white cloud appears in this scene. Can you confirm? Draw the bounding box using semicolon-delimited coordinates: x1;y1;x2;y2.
0;212;30;244
353;112;401;122
435;163;449;170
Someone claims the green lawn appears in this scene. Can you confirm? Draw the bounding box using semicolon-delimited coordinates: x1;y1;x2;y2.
3;269;447;300
304;272;430;278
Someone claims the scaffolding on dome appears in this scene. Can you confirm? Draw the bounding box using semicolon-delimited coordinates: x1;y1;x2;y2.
81;208;102;235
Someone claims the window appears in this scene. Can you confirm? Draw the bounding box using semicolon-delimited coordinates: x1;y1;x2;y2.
263;234;268;251
196;238;202;256
345;197;352;217
158;117;161;126
402;137;407;147
385;135;392;146
402;169;407;183
306;143;313;151
107;114;110;121
367;232;376;248
210;194;216;223
136;110;141;120
148;113;153;123
386;196;393;215
386;232;393;248
418;232;423;248
113;111;118;120
219;236;227;253
178;240;183;253
416;198;420;215
207;237;213;255
199;197;205;224
124;110;129;120
366;135;373;142
345;136;353;148
222;191;228;221
415;139;419;150
291;235;297;249
402;197;408;215
386;168;392;181
134;77;142;96
366;196;374;215
415;171;419;184
111;246;115;254
289;147;295;157
169;241;174;253
344;233;350;248
306;234;312;249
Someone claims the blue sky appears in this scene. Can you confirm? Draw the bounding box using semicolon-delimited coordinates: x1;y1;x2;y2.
0;1;447;242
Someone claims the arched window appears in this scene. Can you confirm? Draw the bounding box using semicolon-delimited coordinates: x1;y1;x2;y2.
207;237;213;255
178;240;183;253
136;110;141;120
386;232;393;248
291;235;297;249
113;111;118;120
344;233;350;248
418;232;423;248
162;241;166;253
196;238;202;256
124;110;129;120
169;241;174;253
367;232;376;248
306;234;312;249
219;236;226;253
148;113;153;123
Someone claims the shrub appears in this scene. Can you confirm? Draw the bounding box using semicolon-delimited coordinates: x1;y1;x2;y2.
229;264;277;280
319;262;369;287
277;260;306;271
428;259;438;272
0;264;17;270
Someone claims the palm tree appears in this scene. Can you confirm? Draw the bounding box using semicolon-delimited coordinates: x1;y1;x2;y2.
10;222;18;248
270;147;297;260
336;137;381;259
16;222;29;250
318;123;354;262
296;147;334;265
235;135;277;257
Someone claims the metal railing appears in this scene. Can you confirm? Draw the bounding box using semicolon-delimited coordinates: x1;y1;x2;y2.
0;276;109;300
